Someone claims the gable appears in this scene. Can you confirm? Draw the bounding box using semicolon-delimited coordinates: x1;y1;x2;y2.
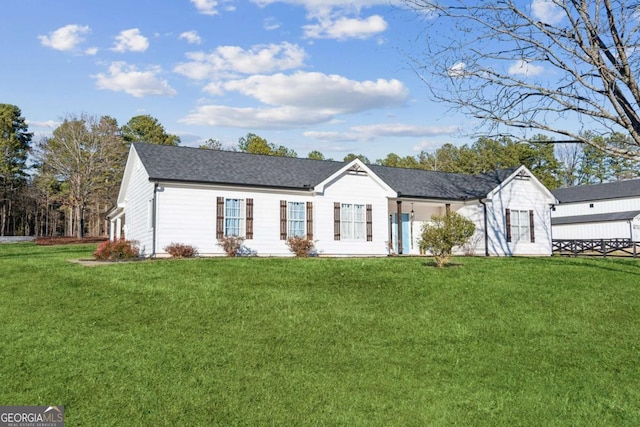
314;159;396;197
487;166;556;203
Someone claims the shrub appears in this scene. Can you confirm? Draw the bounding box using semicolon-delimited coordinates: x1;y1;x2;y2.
164;243;198;258
419;212;475;268
286;236;315;257
217;235;245;257
94;239;139;261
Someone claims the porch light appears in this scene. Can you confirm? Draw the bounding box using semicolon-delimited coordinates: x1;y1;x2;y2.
410;203;414;219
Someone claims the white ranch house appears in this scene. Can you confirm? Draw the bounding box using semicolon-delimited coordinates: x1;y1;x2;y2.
109;143;556;257
551;178;640;241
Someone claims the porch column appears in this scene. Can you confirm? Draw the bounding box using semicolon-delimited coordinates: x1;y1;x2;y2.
445;203;451;215
109;219;115;240
397;200;403;254
115;217;122;240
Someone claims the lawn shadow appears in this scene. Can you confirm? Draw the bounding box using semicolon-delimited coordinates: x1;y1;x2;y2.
421;260;464;268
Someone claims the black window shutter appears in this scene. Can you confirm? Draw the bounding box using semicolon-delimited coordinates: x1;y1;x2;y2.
334;202;341;240
505;208;512;243
366;204;373;241
280;200;287;240
529;210;535;243
216;197;224;239
246;198;254;240
306;202;313;240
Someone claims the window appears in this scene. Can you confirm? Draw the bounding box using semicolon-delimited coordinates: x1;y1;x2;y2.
216;197;253;239
341;203;366;240
225;198;245;236
288;202;305;237
507;209;533;243
280;201;312;240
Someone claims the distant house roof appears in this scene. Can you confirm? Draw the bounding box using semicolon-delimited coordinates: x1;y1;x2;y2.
551;210;640;225
132;143;519;200
552;179;640;203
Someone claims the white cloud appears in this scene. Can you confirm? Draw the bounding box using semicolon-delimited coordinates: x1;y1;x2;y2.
304;123;459;142
27;120;59;129
531;0;564;25
85;47;98;55
253;1;391;40
252;0;391;8
508;59;544;77
191;0;236;15
112;29;149;52
350;123;459;138
181;71;409;129
264;17;281;31
412;139;443;152
447;62;467;77
304;15;387;40
222;71;409;113
180;105;334;128
93;62;176;97
174;42;306;80
38;24;90;52
179;31;202;44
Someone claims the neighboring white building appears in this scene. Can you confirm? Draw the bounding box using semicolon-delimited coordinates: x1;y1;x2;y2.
109;143;557;257
551;179;640;241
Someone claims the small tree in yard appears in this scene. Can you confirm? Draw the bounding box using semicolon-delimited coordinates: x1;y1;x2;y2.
419;211;475;268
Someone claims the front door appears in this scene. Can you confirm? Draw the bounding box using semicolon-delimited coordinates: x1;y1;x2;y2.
392;213;411;254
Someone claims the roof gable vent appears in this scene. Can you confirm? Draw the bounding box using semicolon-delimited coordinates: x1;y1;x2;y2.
347;163;367;175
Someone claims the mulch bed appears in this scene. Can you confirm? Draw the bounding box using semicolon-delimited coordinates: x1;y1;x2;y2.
35;236;109;246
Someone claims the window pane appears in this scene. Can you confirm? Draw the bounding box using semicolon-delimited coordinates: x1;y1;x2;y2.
510;210;530;243
340;203;365;240
354;204;365;239
288;202;305;237
225;199;244;236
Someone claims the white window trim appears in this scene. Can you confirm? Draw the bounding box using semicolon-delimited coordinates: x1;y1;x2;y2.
224;198;245;237
341;203;366;240
510;209;530;243
287;201;306;238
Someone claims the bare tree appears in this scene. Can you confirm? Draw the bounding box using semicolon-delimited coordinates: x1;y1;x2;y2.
404;0;640;158
35;114;126;238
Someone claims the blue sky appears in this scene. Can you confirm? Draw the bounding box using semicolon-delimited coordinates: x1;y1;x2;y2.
3;0;561;161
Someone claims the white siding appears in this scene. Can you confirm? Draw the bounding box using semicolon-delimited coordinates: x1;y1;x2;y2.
552;196;640;241
155;184;313;256
151;169;392;257
553;197;640;217
553;222;634;240
485;175;555;256
314;172;390;256
121;149;155;256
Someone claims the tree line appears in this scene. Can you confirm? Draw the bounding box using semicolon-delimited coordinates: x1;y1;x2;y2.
2;103;638;237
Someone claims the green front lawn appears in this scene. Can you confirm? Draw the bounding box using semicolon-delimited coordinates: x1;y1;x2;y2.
1;243;639;426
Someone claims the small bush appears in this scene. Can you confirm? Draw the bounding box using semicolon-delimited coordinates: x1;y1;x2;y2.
286;236;315;257
419;212;475;268
164;243;198;258
94;239;139;261
217;235;245;257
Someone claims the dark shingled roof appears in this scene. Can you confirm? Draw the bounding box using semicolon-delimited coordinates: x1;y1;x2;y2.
552;179;640;203
133;143;519;200
134;143;343;189
368;165;519;199
551;210;640;225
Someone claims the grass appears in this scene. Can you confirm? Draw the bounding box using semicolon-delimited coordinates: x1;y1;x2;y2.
1;243;639;426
